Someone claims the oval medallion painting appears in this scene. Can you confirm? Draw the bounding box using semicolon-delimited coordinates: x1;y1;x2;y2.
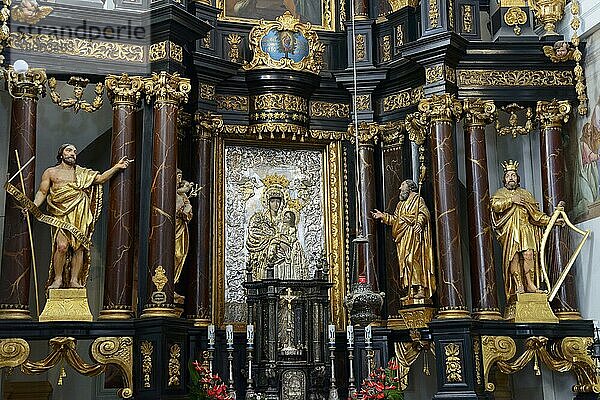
260;29;309;63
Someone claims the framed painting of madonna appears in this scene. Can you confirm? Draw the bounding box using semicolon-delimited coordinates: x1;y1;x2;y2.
216;0;336;31
213;140;347;329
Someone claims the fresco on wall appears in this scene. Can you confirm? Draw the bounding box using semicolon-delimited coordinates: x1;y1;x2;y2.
227;0;323;26
572;33;600;222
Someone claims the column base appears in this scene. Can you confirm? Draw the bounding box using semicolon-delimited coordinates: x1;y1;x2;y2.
504;293;558;323
187;316;211;327
473;309;503;320
555;310;582;321
141;305;181;318
39;288;93;322
0;307;31;320
436;308;470;319
99;308;134;320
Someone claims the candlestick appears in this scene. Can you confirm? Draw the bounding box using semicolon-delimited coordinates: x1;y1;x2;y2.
208;324;215;346
226;324;234;348
247;324;254;345
365;325;372;344
346;325;354;346
347;326;356;397
328;324;336;345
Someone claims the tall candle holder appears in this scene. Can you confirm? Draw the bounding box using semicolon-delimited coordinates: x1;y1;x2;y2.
328;324;339;400
365;325;374;377
346;325;356;397
207;324;215;373
226;324;237;399
246;324;255;399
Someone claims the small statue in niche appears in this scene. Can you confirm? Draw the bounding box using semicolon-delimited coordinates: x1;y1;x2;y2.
490;161;553;298
372;179;436;303
174;169;199;301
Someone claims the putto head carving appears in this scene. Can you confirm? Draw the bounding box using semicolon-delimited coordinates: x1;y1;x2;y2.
502;160;519;173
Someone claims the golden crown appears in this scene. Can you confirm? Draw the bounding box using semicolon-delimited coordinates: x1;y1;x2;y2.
261;174;290;188
502;160;519;173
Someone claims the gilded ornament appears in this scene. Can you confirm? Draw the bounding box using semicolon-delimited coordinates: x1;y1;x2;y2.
90;337;133;399
149;41;167;62
105;74;144;107
445;65;456;83
11;0;52;24
0;339;30;368
382;87;424;112
462;4;473;33
309;129;351;141
444;343;462;383
200;83;216;101
463;99;496;127
388;0;419;12
216;0;335;31
356;34;366;61
457;69;573;87
355;94;370;111
543;41;574;62
405;112;427;145
481;335;516;391
473;336;482;385
215;95;249;111
194;111;224;140
381;35;391;62
152;266;168;292
243;11;325;75
0;0;10;65
168;344;181;387
495;103;533;137
143;71;191;106
201;33;211;49
529;0;566;36
310;101;350;118
140;341;153;388
9;32;145;63
3;66;47;100
226;33;243;63
429;0;439;28
570;0;587;115
536;99;570;128
503;6;528;35
418;93;462;122
351;121;380;144
253;93;307;113
395;24;404;50
394;341;431;390
425;65;444;84
48;76;103;113
248;122;307;140
380;120;405;145
170;42;183;63
38;288;93;322
448;0;455;30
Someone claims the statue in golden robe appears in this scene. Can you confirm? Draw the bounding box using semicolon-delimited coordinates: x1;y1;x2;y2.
29;144;130;289
491;161;551;298
174;169;194;286
372;179;436;302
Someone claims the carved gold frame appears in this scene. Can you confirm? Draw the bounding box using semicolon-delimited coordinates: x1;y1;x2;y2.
216;0;335;31
212;139;347;329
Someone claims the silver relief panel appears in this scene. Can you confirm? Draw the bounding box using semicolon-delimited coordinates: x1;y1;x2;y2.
224;145;325;323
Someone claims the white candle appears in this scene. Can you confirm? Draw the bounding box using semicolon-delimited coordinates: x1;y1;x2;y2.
226;324;234;346
346;325;354;346
328;324;336;344
247;324;254;345
365;325;372;344
208;324;215;346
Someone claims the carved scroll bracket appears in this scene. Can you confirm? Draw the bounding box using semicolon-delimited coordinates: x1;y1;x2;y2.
482;336;600;394
394;341;434;390
48;76;103;113
0;337;133;399
463;99;496;127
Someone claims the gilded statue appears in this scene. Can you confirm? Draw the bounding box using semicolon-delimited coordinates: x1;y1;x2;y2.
30;144;130;289
372;179;436;302
491;161;553;298
174;169;195;292
246;175;308;280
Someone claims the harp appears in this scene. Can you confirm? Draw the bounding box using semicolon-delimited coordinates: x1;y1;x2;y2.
539;201;590;303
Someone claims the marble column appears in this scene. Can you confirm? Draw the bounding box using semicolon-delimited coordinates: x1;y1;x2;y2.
99;74;143;320
0;68;46;320
463;99;501;320
353;0;369;18
186;112;222;325
141;72;191;318
356;122;380;292
536;100;580;319
419;94;469;318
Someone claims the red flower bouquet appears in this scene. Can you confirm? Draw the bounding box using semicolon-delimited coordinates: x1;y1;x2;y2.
189;361;233;400
352;359;404;400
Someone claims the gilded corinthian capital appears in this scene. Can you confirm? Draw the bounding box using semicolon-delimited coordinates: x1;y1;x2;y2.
143;71;191;106
4;67;47;100
193;111;224;140
418;93;462;122
105;74;144;107
536;99;571;128
463;99;496;127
